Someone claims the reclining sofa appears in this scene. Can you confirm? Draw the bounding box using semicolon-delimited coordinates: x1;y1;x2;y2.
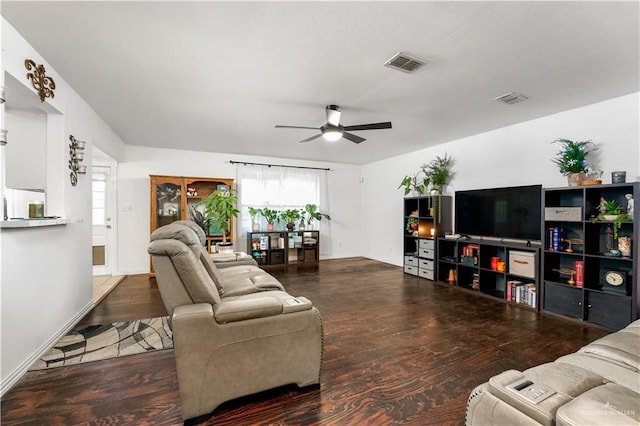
466;319;640;425
148;222;323;419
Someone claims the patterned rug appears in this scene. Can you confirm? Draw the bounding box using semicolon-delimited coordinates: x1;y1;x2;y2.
30;316;173;370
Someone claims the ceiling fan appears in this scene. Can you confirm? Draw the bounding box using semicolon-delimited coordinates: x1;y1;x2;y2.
275;105;392;144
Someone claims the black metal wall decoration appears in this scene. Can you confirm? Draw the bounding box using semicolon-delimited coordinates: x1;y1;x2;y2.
69;135;87;186
25;59;56;103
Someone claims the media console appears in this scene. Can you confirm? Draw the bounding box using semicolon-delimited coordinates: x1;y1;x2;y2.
437;237;541;309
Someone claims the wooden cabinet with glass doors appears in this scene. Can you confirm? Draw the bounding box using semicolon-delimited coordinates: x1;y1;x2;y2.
150;175;234;274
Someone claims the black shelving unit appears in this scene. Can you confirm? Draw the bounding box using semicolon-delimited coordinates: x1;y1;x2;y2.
402;196;452;280
542;182;639;330
437;238;540;309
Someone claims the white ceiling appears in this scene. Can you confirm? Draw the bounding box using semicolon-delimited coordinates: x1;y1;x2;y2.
2;1;639;165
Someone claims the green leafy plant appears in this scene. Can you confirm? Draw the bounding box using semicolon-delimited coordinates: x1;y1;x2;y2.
421;153;453;195
260;208;280;225
199;188;239;244
303;203;331;226
398;172;427;196
248;206;261;223
280;209;301;230
603;200;622;215
612;213;631;240
551;139;597;175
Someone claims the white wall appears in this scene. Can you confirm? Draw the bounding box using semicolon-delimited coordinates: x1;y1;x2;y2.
362;92;640;266
0;19;127;394
116;146;362;274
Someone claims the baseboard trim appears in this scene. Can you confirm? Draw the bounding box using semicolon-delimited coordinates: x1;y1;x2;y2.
0;301;94;397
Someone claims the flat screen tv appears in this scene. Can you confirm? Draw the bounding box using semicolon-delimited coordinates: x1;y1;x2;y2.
455;184;542;241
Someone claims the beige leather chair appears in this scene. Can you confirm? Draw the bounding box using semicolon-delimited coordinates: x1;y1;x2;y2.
148;224;323;419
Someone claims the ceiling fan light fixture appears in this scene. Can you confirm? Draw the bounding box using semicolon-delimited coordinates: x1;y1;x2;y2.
321;124;343;142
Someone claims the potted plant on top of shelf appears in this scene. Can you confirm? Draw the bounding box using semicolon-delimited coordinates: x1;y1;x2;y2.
200;188;239;254
421;153;454;222
302;203;331;230
260;208;280;232
280;209;301;232
551;138;598;187
248;206;261;232
398;170;428;197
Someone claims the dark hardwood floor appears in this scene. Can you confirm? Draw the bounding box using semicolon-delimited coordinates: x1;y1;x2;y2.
1;258;609;425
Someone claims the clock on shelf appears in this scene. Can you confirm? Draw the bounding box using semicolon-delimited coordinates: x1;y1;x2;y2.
602;269;627;295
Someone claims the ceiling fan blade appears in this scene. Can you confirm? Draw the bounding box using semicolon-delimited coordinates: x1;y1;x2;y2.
299;134;323;143
343;121;392;131
342;132;366;144
275;125;320;130
326;105;341;126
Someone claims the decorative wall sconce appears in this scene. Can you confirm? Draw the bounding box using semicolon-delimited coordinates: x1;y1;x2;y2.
69;135;87;186
25;59;56;103
0;129;7;146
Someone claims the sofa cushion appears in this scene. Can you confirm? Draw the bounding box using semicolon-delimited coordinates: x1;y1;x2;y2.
556;383;640;426
556;353;640;393
148;239;221;306
576;327;640;371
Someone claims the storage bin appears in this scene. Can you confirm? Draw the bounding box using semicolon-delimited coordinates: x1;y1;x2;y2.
509;251;536;278
419;239;435;250
544;207;582;222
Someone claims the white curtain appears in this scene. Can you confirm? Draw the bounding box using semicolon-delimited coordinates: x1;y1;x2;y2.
234;163;331;256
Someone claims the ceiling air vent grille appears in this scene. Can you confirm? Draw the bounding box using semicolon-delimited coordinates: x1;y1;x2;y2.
494;92;529;105
384;52;426;73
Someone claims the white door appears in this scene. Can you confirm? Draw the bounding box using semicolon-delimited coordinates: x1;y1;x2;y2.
92;165;114;276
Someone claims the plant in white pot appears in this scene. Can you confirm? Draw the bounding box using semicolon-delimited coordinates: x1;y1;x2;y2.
248;206;261;232
303;203;331;229
200;188;239;254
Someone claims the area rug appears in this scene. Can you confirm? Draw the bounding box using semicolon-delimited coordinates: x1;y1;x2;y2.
30;316;173;370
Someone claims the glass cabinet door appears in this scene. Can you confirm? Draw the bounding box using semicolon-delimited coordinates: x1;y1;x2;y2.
156;182;182;227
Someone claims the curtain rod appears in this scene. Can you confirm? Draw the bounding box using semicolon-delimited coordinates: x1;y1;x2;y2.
229;160;330;171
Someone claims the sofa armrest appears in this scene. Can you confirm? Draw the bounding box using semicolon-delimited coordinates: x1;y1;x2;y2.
213;297;283;323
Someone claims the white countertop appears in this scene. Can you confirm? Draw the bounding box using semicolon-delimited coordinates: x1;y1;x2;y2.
0;218;73;228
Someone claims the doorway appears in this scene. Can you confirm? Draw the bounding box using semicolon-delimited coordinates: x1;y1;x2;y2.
92;148;121;304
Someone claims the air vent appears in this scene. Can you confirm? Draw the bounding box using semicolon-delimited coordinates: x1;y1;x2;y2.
384;52;426;73
494;92;529;105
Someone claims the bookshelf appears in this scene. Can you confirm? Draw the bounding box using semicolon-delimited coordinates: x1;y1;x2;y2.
542;182;638;330
248;230;320;268
402;195;452;280
437;238;540;309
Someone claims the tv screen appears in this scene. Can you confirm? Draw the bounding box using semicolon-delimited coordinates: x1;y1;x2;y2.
455;185;542;241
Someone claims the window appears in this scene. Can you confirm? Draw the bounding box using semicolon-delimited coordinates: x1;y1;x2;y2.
92;172;107;225
235;164;327;233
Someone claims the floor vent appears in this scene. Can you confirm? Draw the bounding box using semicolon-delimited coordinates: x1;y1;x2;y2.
494;92;529;105
384;52;426;73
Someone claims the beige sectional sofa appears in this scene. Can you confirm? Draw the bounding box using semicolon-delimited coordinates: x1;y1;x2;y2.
465;319;640;425
148;222;323;420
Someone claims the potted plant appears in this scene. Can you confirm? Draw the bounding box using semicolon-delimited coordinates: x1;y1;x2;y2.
280;209;301;232
261;207;279;232
302;203;331;229
421;153;454;222
398;171;427;197
248;206;261;232
551;139;598;186
199;188;239;254
602;199;622;221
